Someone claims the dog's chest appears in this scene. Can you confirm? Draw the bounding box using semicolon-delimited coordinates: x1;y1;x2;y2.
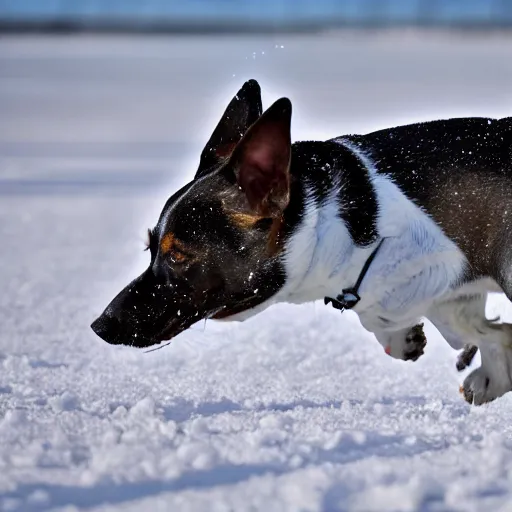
353;174;467;322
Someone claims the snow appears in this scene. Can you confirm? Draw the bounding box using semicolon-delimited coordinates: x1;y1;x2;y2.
2;33;512;511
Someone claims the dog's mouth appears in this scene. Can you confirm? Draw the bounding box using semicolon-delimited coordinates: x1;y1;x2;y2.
167;302;243;333
155;321;188;343
211;294;266;320
211;306;235;320
149;300;260;346
155;313;202;343
153;305;228;344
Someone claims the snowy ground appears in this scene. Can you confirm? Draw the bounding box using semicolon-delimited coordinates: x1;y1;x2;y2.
2;33;512;512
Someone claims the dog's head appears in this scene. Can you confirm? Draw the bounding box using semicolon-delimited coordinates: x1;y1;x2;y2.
91;80;295;348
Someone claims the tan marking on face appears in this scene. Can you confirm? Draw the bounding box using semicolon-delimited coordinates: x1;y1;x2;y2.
171;238;189;262
229;212;263;229
160;233;174;254
267;215;284;256
161;234;192;263
229;211;284;255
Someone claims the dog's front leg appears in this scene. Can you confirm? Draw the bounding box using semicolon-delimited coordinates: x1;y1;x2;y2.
427;301;479;371
356;259;464;362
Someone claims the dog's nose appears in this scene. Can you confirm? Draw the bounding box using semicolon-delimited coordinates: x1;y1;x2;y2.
91;312;123;345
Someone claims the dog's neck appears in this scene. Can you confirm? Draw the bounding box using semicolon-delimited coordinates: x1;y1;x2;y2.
278;184;381;305
274;140;386;306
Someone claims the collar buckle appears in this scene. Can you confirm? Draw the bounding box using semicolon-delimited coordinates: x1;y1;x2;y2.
324;238;386;314
324;288;361;312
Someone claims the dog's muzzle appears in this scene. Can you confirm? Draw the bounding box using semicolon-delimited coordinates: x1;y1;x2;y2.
91;309;154;347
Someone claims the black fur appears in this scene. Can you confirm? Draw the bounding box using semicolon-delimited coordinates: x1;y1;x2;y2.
342;117;512;210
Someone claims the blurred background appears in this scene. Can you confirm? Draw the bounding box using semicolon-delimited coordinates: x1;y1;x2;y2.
1;0;512;198
1;0;512;31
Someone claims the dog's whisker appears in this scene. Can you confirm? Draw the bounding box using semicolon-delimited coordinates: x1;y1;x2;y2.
144;341;172;354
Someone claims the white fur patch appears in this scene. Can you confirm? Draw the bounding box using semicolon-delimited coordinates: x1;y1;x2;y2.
225;140;469;329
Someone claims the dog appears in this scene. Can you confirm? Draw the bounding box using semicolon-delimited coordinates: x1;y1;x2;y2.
91;79;512;405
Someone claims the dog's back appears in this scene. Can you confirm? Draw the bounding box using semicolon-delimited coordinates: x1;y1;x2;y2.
339;117;512;290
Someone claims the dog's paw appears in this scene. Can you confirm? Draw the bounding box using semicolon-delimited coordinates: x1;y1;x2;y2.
383;323;427;361
461;364;512;405
459;336;512;405
456;344;478;372
403;323;427;361
460;367;496;405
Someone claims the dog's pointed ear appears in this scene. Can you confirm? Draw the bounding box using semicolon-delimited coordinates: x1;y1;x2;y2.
195;79;263;178
229;97;292;218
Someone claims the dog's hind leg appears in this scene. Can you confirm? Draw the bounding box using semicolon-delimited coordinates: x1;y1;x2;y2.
461;338;512;405
455;344;479;372
428;294;512;405
427;299;479;371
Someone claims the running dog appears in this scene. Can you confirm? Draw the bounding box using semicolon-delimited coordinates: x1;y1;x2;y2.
91;79;512;405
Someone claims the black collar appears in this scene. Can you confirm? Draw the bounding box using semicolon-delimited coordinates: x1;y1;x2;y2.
324;238;386;313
